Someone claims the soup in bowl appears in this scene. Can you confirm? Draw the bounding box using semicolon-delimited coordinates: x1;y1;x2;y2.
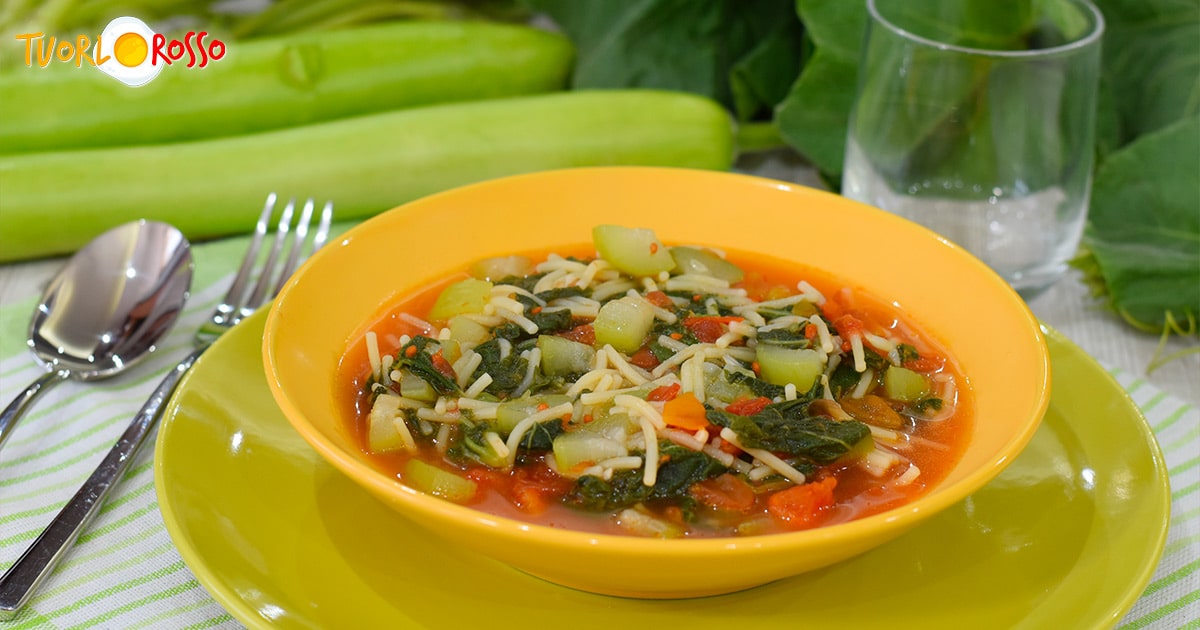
263;167;1050;598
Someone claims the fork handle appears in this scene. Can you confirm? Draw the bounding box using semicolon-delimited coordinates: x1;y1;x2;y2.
0;349;204;619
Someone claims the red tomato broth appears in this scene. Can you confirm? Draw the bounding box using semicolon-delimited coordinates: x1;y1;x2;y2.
335;244;973;538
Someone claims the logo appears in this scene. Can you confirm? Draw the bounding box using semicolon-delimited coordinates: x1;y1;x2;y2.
15;16;226;87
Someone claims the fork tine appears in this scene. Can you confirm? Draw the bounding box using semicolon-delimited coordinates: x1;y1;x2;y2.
311;201;333;252
218;193;275;320
269;200;333;299
270;198;315;296
239;198;295;317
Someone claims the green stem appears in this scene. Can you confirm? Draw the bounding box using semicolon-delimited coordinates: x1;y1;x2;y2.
735;121;788;154
1147;310;1200;374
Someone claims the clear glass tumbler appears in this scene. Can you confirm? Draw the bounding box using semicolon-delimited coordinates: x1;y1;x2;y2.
842;0;1104;298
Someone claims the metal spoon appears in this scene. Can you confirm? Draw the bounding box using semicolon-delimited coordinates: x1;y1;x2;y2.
0;220;192;453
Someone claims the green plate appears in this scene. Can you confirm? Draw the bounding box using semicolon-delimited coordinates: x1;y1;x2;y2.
155;310;1170;629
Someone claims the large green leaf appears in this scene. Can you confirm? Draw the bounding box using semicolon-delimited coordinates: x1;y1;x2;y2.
774;48;859;176
772;0;866;176
1093;74;1123;161
524;0;803;118
1092;0;1200;145
1075;115;1200;330
795;0;869;57
729;13;807;120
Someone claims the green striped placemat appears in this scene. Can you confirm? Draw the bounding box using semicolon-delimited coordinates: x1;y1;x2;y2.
0;233;1196;629
1106;367;1200;630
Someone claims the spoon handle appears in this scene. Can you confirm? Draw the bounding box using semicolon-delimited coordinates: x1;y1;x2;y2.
0;368;71;454
0;349;202;619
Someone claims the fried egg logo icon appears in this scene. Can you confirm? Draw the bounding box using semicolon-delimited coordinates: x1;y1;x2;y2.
96;17;162;87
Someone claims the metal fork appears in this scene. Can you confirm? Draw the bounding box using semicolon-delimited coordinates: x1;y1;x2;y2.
0;194;333;618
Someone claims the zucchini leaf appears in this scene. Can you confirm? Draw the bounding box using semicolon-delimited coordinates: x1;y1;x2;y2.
726;370;822;402
563;470;651;512
649;443;728;499
516;419;566;452
773;40;860;178
1091;0;1200;145
727;7;807;120
523;0;803;119
756;326;811;348
448;417;508;468
562;443;726;512
707;400;870;464
530;308;574;334
771;0;868;177
1073;115;1200;332
726;370;785;400
471;338;530;397
536;286;588;302
394;336;460;395
828;363;863;400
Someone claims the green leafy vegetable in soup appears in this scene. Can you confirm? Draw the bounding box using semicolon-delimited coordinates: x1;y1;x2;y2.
352;226;968;538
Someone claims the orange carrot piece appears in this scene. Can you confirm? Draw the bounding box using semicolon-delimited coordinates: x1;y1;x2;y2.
662;392;708;430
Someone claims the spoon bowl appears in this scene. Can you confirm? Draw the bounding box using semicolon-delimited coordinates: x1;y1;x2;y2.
0;220;192;452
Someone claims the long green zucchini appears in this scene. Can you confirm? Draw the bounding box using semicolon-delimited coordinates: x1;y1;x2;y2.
0;21;572;153
0;90;734;262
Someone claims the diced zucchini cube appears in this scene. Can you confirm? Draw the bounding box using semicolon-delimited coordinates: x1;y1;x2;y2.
669;246;744;282
702;362;751;403
397;370;437;402
538;334;596;376
367;393;415;453
884;366;930;402
404;459;477;503
496;394;573;434
449;315;491;347
755;345;823;392
616;508;684;538
577;413;636;443
428;278;493;322
471;255;533;281
592;225;676;276
552;431;628;474
594;295;655;354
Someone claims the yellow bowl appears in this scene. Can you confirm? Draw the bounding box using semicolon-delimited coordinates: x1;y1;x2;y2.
263;167;1050;599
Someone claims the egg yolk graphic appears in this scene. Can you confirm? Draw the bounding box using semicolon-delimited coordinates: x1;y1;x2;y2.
113;32;148;67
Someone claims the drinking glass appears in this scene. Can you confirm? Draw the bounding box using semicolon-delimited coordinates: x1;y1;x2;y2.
842;0;1104;297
